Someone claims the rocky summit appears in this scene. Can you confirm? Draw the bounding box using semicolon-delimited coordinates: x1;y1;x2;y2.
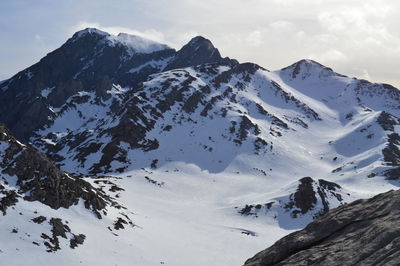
0;122;133;253
0;27;399;265
244;189;400;266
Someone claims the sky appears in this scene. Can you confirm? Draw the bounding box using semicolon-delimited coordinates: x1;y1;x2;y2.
1;0;399;87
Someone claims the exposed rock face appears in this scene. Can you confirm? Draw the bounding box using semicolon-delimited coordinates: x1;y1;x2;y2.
376;111;400;179
41;218;86;252
0;186;19;215
1;27;400;263
281;59;345;80
244;189;400;266
0;30;238;143
0;123;136;253
1;28;400;181
287;177;343;217
0;31;169;141
0;123;108;217
239;177;347;223
164;36;237;71
377;111;399;131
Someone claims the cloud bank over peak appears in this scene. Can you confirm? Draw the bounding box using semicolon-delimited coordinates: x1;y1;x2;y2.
0;0;399;87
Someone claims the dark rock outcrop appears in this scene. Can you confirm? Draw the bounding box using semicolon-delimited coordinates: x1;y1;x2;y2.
284;177;343;218
41;217;86;252
244;189;400;266
376;111;400;180
239;177;345;221
0;123;109;217
0;187;19;215
281;59;346;80
0;31;238;143
164;36;237;71
0;28;175;141
377;111;399;132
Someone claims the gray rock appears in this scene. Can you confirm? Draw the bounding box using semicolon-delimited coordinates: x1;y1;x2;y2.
0;123;109;218
164;36;237;71
239;177;347;230
0;30;237;142
244;189;400;266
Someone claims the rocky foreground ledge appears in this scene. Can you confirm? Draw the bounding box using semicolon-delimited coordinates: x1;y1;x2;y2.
244;189;400;266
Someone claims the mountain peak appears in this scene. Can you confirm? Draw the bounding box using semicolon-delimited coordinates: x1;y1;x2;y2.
72;27;110;39
295;59;329;69
164;35;227;70
280;58;345;80
286;59;329;71
112;32;171;54
185;35;217;53
187;35;212;45
70;28;171;54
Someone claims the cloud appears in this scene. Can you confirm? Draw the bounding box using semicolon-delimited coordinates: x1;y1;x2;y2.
269;21;295;31
69;21;170;46
69;22;203;50
1;0;400;87
246;31;262;47
169;31;200;48
360;69;371;80
309;49;348;63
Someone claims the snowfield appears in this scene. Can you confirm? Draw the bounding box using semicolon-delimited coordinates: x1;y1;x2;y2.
0;29;399;266
1;163;394;266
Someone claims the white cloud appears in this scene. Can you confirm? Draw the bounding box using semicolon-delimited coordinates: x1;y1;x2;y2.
318;12;347;31
351;68;371;80
269;21;295;31
309;49;348;63
168;31;200;49
246;31;262;47
69;22;205;50
1;0;400;87
69;21;170;46
360;69;371;80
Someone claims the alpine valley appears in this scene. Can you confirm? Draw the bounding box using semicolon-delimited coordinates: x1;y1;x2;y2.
0;28;399;265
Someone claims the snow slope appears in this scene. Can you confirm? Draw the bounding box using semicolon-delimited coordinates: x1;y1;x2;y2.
1;29;400;265
14;60;398;265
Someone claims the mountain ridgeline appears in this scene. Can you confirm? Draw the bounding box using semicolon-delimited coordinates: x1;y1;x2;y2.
0;28;236;141
1;28;399;180
0;28;399;265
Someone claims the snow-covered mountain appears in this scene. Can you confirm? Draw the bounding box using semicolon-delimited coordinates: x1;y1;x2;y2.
0;122;134;257
0;28;235;142
0;28;399;265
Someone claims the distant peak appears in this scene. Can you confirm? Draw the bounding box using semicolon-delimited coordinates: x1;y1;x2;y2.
70;28;171;54
163;35;222;71
186;36;214;48
292;59;327;68
280;58;346;79
112;33;171;53
72;27;110;39
188;36;209;43
191;35;207;41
